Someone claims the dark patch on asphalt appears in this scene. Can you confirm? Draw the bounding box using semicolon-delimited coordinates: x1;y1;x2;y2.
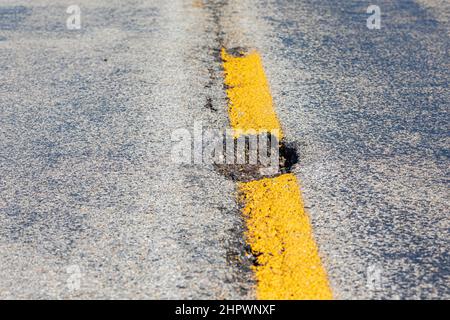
204;96;217;111
201;0;258;296
214;133;299;182
0;204;86;257
216;163;264;182
203;0;228;46
204;67;215;89
210;47;225;63
223;211;255;295
0;6;31;31
244;244;262;267
226;46;249;57
279;141;300;173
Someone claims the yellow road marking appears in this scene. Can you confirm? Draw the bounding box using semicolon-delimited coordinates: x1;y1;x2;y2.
221;49;282;140
221;49;332;299
239;174;332;300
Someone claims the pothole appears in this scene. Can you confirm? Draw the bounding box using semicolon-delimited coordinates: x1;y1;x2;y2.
225;46;248;57
214;134;299;182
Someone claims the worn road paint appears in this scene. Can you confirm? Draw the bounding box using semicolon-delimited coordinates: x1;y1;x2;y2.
221;49;332;299
221;49;282;140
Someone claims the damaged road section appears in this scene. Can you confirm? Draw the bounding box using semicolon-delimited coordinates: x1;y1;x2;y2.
218;46;333;299
215;47;299;182
214;132;299;182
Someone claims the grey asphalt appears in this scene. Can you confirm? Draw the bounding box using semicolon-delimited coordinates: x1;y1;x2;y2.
0;0;449;299
239;0;449;299
0;0;253;299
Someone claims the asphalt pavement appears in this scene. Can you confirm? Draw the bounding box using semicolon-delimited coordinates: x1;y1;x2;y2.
0;0;448;299
247;0;449;299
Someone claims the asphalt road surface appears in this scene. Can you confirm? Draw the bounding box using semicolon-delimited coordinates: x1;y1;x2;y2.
0;0;448;299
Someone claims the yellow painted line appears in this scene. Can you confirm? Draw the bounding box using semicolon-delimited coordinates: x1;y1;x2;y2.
221;49;282;140
239;174;332;299
222;49;332;300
